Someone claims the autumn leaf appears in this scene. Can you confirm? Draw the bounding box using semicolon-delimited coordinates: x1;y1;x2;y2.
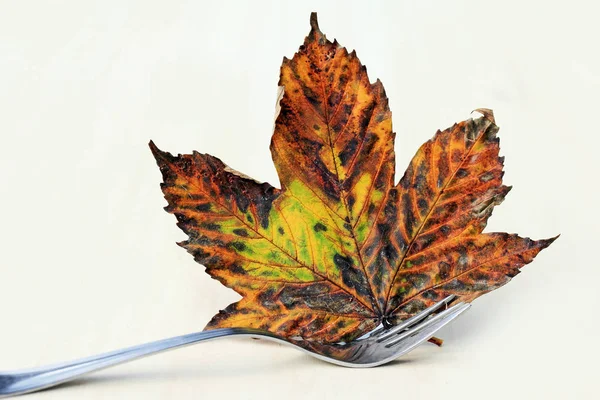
150;13;556;343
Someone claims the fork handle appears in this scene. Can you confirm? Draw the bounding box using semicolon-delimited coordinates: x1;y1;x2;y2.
0;328;278;398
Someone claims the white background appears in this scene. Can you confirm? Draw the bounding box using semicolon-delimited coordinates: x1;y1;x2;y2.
0;1;598;399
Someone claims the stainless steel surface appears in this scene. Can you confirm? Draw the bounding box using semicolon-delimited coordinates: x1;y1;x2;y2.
0;296;469;397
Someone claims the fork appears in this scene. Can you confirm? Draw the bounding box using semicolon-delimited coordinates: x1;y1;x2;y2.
0;295;469;397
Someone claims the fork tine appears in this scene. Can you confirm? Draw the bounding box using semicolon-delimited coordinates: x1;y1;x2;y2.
374;294;456;342
384;302;470;348
372;303;470;365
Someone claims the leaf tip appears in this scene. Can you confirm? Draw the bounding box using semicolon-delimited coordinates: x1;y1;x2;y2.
309;12;320;32
472;108;495;124
148;139;159;154
307;12;325;43
149;140;179;172
532;234;560;254
543;234;560;247
149;140;167;161
148;139;164;160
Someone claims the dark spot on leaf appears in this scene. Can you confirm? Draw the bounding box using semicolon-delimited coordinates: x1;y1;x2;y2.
255;183;279;229
401;193;416;236
304;86;320;107
339;138;358;167
406;273;430;290
372;269;383;288
368;203;375;214
415;174;427;190
399;165;413;190
313;222;327;232
332;121;344;133
456;168;469;178
278;227;285;235
364;242;377;258
233;228;249;237
333;254;371;298
338;73;348;87
359;103;376;131
395;298;427;315
438;261;451;280
422;290;439;300
201;222;220;231
343;104;353;115
442;280;467;292
230;264;247;275
381;242;398;263
175;213;197;226
232;188;250;213
195;203;211;212
231;242;246;252
417;198;428;214
347;194;355;210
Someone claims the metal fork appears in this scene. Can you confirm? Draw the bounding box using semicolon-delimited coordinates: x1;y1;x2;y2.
0;296;469;397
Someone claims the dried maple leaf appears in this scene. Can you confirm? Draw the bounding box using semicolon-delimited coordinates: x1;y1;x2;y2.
150;13;556;343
